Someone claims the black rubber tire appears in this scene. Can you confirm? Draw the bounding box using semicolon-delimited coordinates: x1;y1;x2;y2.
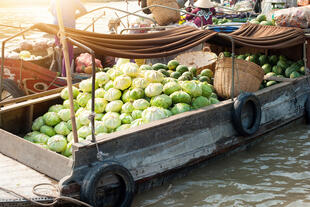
1;79;25;100
232;92;261;136
80;160;135;207
305;95;310;124
141;0;151;14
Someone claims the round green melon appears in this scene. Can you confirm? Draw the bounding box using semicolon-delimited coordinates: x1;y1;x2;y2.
256;14;266;22
167;60;179;70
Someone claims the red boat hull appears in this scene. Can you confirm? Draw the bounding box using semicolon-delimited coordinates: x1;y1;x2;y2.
0;58;66;94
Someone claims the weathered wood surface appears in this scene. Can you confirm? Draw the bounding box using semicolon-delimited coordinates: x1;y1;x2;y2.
0;153;56;202
0;97;62;135
0;82;78;107
0;130;73;181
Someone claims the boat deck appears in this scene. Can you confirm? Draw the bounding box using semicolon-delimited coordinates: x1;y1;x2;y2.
0;152;56;204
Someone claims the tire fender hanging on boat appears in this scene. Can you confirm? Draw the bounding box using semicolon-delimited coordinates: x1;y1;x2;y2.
232;92;261;136
80;160;135;207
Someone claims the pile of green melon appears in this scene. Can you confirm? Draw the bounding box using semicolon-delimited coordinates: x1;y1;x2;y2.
23;59;219;158
223;52;305;88
250;14;275;26
140;59;214;84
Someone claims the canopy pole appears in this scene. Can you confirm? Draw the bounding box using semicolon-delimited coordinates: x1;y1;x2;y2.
304;41;308;75
231;38;235;101
56;0;78;144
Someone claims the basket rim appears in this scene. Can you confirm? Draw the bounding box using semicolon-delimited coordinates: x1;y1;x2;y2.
216;56;264;81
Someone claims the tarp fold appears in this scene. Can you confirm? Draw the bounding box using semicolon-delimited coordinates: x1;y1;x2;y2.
31;23;306;59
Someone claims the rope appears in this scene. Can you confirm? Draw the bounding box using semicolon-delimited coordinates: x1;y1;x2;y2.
0;183;92;207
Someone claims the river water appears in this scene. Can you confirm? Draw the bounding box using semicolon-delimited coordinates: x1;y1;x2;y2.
1;2;310;207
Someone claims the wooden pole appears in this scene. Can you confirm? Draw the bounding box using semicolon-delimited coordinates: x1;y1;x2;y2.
56;0;79;143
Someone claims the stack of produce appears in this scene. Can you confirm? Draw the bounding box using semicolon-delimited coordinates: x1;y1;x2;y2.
141;60;215;84
249;14;275;26
212;13;258;25
23;59;219;158
6;39;55;61
223;52;305;88
212;17;232;25
75;53;103;74
274;6;310;29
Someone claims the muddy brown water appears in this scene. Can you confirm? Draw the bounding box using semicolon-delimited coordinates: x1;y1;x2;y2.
1;2;310;207
132;122;310;207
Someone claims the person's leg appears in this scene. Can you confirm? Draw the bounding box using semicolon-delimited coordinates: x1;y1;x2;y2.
61;42;74;77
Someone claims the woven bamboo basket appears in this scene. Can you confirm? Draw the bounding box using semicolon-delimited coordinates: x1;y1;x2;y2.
175;51;218;74
214;53;264;99
147;0;180;26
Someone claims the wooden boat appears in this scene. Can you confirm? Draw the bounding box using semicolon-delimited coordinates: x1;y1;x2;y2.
0;58;67;96
0;20;309;206
0;72;309;206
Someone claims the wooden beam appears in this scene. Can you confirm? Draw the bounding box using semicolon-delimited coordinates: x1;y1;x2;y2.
0;93;60;114
0;83;78;107
56;0;78;143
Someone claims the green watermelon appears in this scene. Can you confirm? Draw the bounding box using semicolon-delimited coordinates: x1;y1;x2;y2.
265;72;276;78
223;52;231;57
152;63;168;70
259;55;268;66
140;64;152;70
285;67;297;78
176;65;189;74
246;55;258;64
266;80;277;87
269;55;278;66
272;65;283;75
250;20;260;24
290;63;300;71
167;60;179;70
256;14;266;22
277;60;288;69
199;76;211;83
260;21;269;25
237;55;246;60
290;71;301;79
182;71;193;79
299;66;305;75
171;71;181;79
159;69;170;77
297;60;304;67
262;64;271;74
279;55;287;62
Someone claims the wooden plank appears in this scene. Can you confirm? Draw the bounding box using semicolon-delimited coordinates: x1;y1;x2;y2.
0;93;60;114
0;129;72;181
0;153;57;201
0;83;78;107
264;75;295;82
0;86;62;107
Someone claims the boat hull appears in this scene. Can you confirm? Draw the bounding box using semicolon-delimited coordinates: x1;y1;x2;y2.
0;76;309;203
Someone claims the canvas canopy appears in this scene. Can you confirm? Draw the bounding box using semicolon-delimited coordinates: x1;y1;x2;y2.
31;23;306;59
227;23;306;49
